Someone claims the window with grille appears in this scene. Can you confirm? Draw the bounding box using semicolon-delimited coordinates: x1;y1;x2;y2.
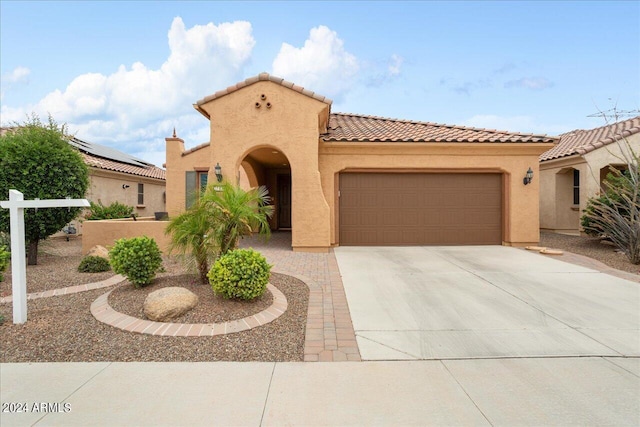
138;183;144;205
573;170;579;205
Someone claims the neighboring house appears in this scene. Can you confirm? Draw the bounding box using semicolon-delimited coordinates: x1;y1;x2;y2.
539;116;640;234
68;137;166;234
0;127;166;235
165;73;555;252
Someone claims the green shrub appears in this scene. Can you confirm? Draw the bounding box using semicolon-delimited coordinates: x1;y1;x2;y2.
86;201;134;220
0;232;9;250
78;255;111;273
0;246;10;282
109;236;163;288
208;248;271;300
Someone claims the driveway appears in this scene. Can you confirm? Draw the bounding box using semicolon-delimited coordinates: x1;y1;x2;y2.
334;246;640;360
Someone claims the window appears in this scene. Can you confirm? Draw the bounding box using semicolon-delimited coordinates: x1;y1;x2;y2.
138;183;144;205
198;172;208;193
573;169;579;205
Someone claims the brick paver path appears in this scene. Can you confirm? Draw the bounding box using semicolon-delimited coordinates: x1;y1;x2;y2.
241;232;362;362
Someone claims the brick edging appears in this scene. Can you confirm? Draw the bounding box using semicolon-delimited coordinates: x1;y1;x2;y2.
90;283;287;337
0;275;126;304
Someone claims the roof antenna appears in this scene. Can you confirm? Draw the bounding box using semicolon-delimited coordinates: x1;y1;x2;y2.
172;127;177;138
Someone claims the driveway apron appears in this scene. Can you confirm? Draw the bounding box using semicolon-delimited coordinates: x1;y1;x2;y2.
334;246;640;360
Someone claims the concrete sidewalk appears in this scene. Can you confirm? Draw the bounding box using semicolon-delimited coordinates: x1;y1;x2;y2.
2;358;639;426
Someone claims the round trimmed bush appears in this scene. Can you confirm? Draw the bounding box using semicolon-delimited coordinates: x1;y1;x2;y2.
208;248;271;300
109;236;163;288
78;255;110;273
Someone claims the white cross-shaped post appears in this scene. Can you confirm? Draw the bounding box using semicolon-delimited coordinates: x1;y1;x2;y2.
0;190;90;324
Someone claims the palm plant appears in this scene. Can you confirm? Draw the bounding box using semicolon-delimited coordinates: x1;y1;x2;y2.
202;182;274;255
165;198;218;284
165;182;274;283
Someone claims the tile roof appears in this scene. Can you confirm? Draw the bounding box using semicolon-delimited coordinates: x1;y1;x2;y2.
540;116;640;161
323;113;556;143
70;137;165;180
195;72;332;116
81;151;166;180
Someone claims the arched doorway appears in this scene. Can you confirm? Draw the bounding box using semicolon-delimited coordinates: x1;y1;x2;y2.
239;147;292;231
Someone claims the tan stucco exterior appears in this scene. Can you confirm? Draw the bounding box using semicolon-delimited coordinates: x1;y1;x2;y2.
540;132;640;234
82;218;170;255
166;78;553;251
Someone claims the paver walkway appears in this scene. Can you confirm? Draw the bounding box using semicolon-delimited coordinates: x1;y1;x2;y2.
240;232;361;361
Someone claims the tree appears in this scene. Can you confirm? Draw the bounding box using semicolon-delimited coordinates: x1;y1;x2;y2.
165;182;274;284
0;114;89;265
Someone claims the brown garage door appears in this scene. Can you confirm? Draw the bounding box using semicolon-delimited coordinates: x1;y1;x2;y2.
339;173;502;245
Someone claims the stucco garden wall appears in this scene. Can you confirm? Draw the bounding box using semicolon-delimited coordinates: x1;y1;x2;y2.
81;218;170;255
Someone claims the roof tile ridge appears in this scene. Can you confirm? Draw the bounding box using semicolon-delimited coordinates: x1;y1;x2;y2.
182;141;211;156
331;112;552;138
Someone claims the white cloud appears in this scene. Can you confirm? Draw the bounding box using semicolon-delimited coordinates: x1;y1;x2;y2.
504;77;553;90
1;66;31;101
272;25;358;101
2;66;31;84
463;114;570;135
0;17;255;165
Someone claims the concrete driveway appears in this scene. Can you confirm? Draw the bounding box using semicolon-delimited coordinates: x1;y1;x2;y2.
334;246;640;360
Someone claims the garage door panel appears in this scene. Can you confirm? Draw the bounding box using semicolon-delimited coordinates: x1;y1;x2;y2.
340;173;502;245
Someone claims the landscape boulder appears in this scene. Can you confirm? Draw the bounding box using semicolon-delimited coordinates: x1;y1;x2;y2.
87;245;110;259
143;287;198;322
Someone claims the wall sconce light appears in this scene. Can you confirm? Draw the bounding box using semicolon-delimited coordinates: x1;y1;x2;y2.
122;184;130;189
523;167;534;185
214;163;223;182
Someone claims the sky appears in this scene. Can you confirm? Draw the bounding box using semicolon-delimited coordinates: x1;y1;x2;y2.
1;1;639;167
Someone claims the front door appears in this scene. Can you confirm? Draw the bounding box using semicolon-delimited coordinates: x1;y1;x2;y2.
277;174;292;229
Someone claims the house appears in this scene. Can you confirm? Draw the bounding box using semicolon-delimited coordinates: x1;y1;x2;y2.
67;137;166;233
165;73;555;252
539;116;640;234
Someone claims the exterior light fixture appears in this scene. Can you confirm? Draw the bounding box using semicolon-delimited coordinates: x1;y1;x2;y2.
214;163;223;182
523;167;534;185
122;184;130;189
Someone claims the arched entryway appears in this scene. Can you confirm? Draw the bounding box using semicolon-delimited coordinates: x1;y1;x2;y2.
239;147;292;231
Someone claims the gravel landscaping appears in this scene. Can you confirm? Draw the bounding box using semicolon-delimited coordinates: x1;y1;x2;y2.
0;238;309;362
0;238;114;297
540;231;640;275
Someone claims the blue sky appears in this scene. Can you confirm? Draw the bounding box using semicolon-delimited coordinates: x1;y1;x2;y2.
1;1;639;167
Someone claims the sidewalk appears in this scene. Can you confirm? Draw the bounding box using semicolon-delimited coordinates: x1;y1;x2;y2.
2;357;638;426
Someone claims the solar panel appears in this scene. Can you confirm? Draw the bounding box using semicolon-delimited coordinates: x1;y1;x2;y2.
68;137;152;168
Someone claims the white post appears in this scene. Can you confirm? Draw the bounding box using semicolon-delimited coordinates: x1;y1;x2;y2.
8;190;27;323
1;190;90;324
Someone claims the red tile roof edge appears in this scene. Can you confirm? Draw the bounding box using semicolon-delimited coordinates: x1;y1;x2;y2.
540;116;640;162
195;72;333;107
182;142;211;156
82;152;166;180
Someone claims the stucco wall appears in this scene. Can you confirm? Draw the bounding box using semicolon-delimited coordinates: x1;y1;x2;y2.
87;169;166;216
165;139;210;216
199;81;332;251
318;143;551;246
82;218;170;255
